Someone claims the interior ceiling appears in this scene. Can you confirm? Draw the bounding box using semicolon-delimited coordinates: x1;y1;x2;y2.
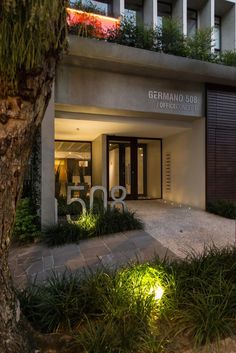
55;115;193;141
55;141;91;152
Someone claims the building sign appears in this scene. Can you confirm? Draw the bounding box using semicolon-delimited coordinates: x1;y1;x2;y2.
148;89;201;115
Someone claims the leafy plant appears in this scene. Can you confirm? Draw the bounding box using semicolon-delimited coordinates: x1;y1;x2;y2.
185;28;213;61
207;200;236;219
158;17;185;56
19;245;236;351
219;50;236;67
57;195;104;216
106;16;157;51
12;198;40;243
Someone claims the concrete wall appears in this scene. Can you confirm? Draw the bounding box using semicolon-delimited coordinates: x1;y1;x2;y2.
147;140;162;198
56;66;204;118
143;0;157;27
222;5;236;51
173;0;187;35
162;118;205;209
92;134;107;187
41;90;56;228
199;0;214;30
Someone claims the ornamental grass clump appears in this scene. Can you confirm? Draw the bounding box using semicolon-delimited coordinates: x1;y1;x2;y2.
43;207;143;246
19;246;236;352
19;264;165;352
0;0;67;91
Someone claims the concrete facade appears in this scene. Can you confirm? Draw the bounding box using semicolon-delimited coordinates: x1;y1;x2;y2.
163;118;205;209
41;87;56;228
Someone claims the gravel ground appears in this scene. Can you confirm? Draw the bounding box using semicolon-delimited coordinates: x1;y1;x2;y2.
127;200;236;258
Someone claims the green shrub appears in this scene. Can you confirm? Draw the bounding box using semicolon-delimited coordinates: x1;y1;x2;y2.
219;50;236;67
19;264;162;348
44;207;143;246
19;246;236;350
158;17;185;56
185;28;213;61
158;246;236;347
57;195;84;216
57;195;105;217
12;198;40;243
106;16;157;51
207;200;236;219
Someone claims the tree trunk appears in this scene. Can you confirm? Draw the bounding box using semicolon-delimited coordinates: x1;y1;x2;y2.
0;58;56;353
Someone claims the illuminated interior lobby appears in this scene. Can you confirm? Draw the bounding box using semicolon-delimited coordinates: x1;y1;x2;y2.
40;0;236;227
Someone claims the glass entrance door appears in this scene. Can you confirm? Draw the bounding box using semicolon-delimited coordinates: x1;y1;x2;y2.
108;139;134;198
108;137;143;199
108;136;162;200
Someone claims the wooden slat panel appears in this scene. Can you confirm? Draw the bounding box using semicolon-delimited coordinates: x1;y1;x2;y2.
206;87;236;202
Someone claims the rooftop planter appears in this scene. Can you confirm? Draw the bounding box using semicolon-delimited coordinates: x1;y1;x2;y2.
66;9;236;68
67;7;119;38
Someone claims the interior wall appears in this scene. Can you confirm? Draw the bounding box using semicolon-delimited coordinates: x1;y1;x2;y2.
92;134;107;187
162;118;205;209
147;141;162;198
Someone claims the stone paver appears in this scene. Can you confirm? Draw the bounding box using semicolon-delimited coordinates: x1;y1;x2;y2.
9;229;176;288
10;199;233;288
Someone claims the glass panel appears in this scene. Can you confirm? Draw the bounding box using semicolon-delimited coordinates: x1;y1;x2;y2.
109;143;120;195
108;140;132;196
138;139;161;199
125;0;143;25
55;141;92;199
214;16;221;51
125;146;131;194
137;146;144;195
187;9;197;37
81;0;113;16
157;1;172;27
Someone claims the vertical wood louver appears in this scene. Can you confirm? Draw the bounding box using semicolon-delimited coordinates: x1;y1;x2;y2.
206;85;236;203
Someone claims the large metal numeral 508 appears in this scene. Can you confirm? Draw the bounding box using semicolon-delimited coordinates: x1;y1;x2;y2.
66;185;127;221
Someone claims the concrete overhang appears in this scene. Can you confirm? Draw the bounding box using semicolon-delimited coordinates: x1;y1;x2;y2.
61;35;236;87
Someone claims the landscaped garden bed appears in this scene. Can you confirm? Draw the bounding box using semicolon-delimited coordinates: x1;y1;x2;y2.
19;245;236;353
12;196;143;246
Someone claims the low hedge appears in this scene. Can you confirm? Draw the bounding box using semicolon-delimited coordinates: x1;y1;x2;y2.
207;200;236;219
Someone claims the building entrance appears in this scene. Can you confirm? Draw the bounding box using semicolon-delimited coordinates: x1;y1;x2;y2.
107;136;162;200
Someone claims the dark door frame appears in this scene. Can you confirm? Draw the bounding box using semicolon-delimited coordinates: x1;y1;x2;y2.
106;135;162;200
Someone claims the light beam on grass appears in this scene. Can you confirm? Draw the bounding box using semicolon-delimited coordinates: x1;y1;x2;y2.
119;265;165;302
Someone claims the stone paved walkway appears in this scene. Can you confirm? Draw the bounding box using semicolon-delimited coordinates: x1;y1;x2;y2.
9;230;176;288
127;200;236;258
10;200;236;288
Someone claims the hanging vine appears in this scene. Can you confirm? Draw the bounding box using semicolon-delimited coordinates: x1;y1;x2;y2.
0;0;68;94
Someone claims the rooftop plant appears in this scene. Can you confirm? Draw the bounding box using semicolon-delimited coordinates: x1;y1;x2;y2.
68;14;236;67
